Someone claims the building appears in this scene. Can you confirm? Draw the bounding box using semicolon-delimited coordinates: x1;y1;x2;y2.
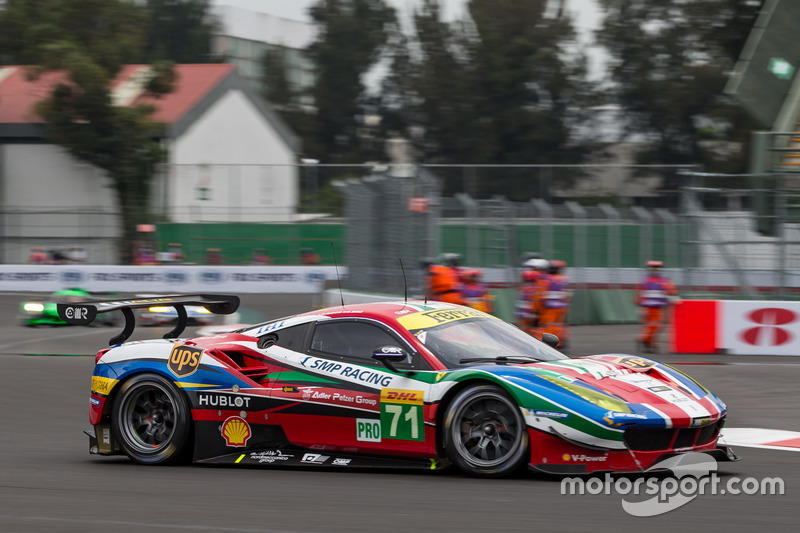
0;63;301;264
211;4;317;107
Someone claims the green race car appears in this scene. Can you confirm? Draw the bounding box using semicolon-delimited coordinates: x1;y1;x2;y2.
18;289;118;327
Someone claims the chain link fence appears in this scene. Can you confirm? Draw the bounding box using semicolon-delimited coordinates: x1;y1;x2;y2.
4;164;800;303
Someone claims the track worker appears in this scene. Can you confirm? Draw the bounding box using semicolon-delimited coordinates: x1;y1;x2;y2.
516;258;549;339
635;260;677;353
429;253;465;305
540;260;571;348
461;268;493;313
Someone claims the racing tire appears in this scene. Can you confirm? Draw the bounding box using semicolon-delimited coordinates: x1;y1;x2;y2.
443;384;529;477
112;373;193;465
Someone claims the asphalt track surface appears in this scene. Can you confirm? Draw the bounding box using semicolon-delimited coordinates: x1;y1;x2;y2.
1;292;798;532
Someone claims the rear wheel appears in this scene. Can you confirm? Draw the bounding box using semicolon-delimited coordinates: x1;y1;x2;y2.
443;384;528;477
112;373;192;465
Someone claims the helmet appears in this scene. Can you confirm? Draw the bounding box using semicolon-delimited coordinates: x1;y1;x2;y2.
521;252;542;265
522;270;539;282
524;258;550;272
549;260;567;274
441;253;462;267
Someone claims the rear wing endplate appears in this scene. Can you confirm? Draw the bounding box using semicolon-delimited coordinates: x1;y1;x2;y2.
57;294;240;346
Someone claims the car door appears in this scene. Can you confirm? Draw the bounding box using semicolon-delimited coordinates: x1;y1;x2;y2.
273;317;434;456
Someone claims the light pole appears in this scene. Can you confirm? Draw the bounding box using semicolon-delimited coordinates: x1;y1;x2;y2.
301;158;319;213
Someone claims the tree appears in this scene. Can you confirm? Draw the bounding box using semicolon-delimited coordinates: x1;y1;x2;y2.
306;0;400;164
141;0;221;64
596;0;763;190
387;0;591;199
0;0;175;263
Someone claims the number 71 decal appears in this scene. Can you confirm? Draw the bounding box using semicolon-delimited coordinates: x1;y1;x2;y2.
380;389;425;441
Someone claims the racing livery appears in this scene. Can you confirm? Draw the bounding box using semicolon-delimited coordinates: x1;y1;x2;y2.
62;295;737;477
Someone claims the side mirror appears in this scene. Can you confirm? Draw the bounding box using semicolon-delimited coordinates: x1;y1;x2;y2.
542;333;560;349
372;345;411;374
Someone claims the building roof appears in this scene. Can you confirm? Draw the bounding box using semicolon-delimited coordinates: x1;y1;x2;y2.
0;63;300;152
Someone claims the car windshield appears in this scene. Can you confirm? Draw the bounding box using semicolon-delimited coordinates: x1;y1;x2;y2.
402;315;568;369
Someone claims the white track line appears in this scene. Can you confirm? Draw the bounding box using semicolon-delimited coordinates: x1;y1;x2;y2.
720;427;800;452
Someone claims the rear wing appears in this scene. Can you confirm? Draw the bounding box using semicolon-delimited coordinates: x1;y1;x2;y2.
57;294;240;346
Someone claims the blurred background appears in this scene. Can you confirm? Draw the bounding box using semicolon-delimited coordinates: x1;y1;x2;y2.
1;0;798;325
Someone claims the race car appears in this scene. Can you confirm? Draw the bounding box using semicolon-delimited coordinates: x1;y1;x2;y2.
60;295;737;477
18;288;119;327
135;294;217;327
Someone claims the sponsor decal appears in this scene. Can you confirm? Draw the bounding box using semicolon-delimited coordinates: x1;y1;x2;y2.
356;418;381;442
91;376;118;395
305;271;326;283
61;271;83;283
102;427;110;445
200;271;224;283
166;272;187;283
250;450;293;463
282;386;299;393
605;411;648;419
198;393;251;409
740;308;797;347
532;410;570;419
0;272;56;281
380;389;425;441
304;390;379;407
381;389;424;404
613;356;656;371
255;321;284;336
435;372;447;382
691;417;712;427
397;307;487;330
221;416;251;447
62;305;92;323
168;345;203;378
297;356;394;388
302;453;330;464
332;458;351;466
562;453;608;462
231;273;298;282
90;397;100;407
91;273;162;282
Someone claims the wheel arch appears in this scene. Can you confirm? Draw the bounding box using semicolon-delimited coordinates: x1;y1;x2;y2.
434;376;524;458
103;369;197;458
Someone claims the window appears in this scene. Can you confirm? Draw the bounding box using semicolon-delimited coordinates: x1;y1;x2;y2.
308;320;427;368
271;323;311;351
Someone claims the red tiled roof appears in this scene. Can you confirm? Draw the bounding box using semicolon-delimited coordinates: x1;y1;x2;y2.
0;63;235;126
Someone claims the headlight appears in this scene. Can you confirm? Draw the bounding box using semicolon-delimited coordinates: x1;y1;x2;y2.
196;307;211;314
541;375;631;413
148;306;171;313
23;303;45;313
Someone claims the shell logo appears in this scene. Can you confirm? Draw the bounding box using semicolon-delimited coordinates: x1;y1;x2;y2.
221;416;251;447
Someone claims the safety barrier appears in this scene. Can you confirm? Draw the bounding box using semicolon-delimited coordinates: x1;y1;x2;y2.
671;299;800;355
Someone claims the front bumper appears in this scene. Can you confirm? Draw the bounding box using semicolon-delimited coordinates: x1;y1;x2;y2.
528;427;739;475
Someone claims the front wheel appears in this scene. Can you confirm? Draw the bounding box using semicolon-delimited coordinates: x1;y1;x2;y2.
443;384;529;477
112;373;192;465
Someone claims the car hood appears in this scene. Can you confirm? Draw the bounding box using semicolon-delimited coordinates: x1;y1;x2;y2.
452;354;726;431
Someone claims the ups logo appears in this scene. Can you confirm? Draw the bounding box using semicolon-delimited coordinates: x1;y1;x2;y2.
168;345;203;377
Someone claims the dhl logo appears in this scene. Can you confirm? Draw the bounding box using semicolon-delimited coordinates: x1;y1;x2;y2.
381;388;424;404
168;345;203;378
91;376;118;395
